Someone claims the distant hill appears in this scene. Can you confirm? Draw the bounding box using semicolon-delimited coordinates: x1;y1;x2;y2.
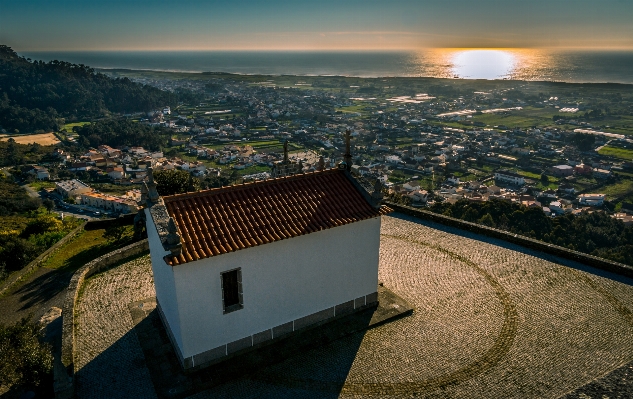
0;45;195;133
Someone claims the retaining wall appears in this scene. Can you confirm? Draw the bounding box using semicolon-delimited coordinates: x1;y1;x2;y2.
0;222;87;297
84;213;135;230
386;202;633;279
56;239;149;399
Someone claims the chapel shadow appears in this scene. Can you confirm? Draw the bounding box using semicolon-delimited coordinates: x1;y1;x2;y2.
76;304;374;398
391;212;633;286
134;306;374;398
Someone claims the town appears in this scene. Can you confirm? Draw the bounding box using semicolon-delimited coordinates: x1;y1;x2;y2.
10;72;633;227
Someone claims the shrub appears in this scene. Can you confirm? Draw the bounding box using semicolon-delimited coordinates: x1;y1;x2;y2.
20;214;63;239
0;318;53;389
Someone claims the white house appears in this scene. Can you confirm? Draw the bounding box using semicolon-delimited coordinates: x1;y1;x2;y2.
144;167;390;370
29;166;50;180
578;193;606;206
494;170;525;186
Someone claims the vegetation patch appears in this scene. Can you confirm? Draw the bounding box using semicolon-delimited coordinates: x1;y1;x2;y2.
598;145;633;160
0;318;53;396
42;225;134;272
429;199;633;265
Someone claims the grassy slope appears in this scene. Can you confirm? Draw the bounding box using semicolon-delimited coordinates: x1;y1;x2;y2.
43;226;135;272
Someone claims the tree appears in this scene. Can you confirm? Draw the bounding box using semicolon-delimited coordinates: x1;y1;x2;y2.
0;317;53;389
104;225;126;242
42;199;55;213
540;173;549;185
571;133;596;152
0;235;40;272
478;213;495;227
20;214;63;238
154;169;200;196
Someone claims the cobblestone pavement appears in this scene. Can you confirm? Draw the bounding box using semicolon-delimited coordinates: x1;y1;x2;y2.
75;215;633;398
75;255;157;399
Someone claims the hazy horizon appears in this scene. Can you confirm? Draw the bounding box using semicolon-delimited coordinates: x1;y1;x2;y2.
2;0;632;52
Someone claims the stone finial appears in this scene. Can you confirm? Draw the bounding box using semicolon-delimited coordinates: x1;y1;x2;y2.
283;140;289;163
343;129;352;172
140;181;149;205
318;156;325;171
166;217;182;256
147;166;160;203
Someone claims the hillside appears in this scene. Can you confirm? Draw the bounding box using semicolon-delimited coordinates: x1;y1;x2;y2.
0;45;194;133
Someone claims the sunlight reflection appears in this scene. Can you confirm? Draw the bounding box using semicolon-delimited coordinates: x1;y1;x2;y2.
451;50;516;79
412;49;545;80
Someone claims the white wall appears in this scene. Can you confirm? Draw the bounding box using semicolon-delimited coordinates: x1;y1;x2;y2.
145;209;183;352
172;217;381;359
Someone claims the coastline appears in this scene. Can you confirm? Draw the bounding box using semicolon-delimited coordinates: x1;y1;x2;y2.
18;49;633;84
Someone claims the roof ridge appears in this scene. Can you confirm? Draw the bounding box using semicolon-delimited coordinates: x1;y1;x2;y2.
163;167;342;203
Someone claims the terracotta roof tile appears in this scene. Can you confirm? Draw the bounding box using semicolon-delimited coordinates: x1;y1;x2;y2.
162;169;391;265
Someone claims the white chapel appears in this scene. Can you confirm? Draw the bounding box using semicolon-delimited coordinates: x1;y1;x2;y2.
144;151;391;369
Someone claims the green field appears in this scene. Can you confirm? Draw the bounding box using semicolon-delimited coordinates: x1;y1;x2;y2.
28;181;56;191
62;121;91;131
598;145;633;160
43;226;134;271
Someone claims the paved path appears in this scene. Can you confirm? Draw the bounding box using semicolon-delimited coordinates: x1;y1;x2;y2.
75;255;157;399
74;214;633;398
0;267;72;326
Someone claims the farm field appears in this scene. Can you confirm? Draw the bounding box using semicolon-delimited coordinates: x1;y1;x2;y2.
598;145;633;160
0;132;60;145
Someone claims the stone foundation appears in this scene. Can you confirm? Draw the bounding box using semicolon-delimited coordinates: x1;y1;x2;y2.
159;291;381;371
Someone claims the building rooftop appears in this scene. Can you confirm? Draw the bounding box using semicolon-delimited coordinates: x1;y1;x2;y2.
162;168;391;265
56;179;90;191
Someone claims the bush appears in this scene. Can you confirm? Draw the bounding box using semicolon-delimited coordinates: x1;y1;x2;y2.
0;235;39;272
0;318;53;389
104;225;126;242
20;214;63;239
28;230;66;248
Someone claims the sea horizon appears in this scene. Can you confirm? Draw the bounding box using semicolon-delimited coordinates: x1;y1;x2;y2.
18;48;633;84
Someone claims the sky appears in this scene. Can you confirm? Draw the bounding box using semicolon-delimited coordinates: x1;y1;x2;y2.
1;0;633;51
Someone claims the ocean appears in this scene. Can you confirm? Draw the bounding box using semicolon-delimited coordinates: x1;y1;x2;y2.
19;49;633;84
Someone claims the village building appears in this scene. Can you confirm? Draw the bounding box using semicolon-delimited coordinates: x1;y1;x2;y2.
28;165;50;180
55;179;92;198
143;134;390;370
494;170;525;186
550;164;574;177
80;192;140;214
578;193;606;207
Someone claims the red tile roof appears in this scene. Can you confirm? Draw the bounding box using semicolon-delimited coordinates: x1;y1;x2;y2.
162;169;391;266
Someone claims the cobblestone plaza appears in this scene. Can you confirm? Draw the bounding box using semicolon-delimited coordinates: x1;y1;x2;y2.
75;214;633;398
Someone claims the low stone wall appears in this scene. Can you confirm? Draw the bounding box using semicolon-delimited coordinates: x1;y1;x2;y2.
56;239;149;399
386;202;633;279
0;222;87;297
84;213;135;230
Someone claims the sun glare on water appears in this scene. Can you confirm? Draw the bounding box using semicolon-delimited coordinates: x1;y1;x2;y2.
415;48;543;80
451;49;516;79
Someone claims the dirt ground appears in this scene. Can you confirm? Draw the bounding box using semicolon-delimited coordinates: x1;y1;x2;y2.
0;132;60;145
